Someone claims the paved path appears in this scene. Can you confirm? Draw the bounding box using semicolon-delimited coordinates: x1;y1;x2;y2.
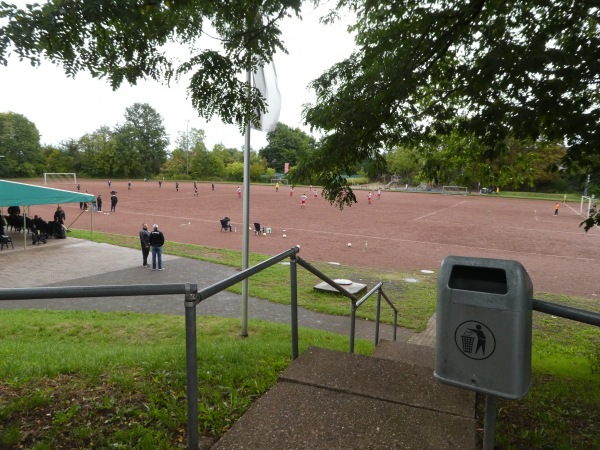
0;236;430;344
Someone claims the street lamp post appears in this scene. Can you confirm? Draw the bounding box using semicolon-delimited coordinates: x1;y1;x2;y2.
185;120;190;176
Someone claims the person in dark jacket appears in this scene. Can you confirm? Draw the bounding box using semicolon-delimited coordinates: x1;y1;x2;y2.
97;195;103;212
149;224;165;270
54;206;65;224
110;193;118;212
139;223;151;267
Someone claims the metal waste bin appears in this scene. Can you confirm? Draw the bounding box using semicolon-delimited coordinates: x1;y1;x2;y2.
434;256;533;399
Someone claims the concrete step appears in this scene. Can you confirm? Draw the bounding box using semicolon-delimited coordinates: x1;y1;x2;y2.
211;347;477;449
371;339;435;369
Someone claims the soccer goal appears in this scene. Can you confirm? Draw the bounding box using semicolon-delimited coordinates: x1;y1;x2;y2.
271;178;288;185
44;173;77;185
580;195;596;217
442;186;468;195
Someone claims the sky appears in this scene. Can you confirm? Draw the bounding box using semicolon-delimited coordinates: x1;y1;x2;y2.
0;3;356;153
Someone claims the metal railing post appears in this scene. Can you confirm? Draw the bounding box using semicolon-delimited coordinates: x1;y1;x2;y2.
350;302;357;353
393;311;398;341
375;287;382;346
184;285;199;450
483;394;498;450
290;252;299;360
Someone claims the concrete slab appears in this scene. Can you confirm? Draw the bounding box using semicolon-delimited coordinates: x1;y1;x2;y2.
212;381;477;450
212;347;478;450
372;339;435;369
280;347;475;418
314;280;368;295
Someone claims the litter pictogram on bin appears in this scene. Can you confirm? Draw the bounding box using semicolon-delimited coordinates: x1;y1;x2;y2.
461;331;475;353
454;320;496;361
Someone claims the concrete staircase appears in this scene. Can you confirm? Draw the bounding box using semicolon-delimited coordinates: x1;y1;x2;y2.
211;340;478;449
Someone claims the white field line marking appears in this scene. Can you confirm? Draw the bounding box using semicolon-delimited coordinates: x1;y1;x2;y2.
534;209;538;221
412;201;466;221
117;210;596;262
97;203;598;261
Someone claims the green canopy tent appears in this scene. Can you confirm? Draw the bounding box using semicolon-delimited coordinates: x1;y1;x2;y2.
0;180;95;249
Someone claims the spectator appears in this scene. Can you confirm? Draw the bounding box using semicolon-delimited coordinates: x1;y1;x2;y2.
139;223;151;267
149;224;165;270
54;206;65;224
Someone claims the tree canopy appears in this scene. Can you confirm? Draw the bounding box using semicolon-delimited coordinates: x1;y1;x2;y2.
297;0;599;205
0;112;45;177
0;0;302;131
259;122;316;173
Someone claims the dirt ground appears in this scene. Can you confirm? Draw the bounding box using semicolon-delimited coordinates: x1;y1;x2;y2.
20;179;600;299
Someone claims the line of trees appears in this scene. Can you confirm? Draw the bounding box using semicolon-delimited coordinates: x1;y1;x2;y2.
1;105;595;195
0;105;320;183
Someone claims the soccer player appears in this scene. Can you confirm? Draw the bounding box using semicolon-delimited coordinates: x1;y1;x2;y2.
300;194;307;208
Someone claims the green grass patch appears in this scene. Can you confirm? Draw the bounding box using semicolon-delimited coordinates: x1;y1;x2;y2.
494;191;580;202
0;310;373;449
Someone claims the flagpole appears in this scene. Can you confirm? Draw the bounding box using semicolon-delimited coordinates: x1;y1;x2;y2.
241;68;251;337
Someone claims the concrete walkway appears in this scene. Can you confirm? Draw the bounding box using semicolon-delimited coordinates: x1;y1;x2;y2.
0;235;426;343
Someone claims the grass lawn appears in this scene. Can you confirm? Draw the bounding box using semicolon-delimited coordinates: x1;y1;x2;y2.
1;231;598;449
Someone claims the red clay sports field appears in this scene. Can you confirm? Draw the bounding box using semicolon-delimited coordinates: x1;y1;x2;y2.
25;179;600;299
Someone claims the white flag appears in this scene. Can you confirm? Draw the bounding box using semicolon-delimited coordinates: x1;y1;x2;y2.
252;61;281;132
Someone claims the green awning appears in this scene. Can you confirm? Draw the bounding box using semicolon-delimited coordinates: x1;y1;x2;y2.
0;180;95;207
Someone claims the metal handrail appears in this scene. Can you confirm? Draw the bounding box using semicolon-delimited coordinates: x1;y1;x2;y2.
0;283;197;300
533;299;600;326
296;257;399;353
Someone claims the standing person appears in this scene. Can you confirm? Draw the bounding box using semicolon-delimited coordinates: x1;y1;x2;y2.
300;193;307;208
149;224;165;270
54;206;65;225
76;183;80;192
275;182;279;192
96;195;103;212
313;189;318;198
159;180;162;189
211;182;215;191
108;180;111;188
139;224;151;267
554;202;560;216
128;181;132;190
194;184;198;196
176;181;179;192
289;187;294;197
368;191;373;204
110;192;118;212
237;186;242;198
377;188;381;200
53;206;66;236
